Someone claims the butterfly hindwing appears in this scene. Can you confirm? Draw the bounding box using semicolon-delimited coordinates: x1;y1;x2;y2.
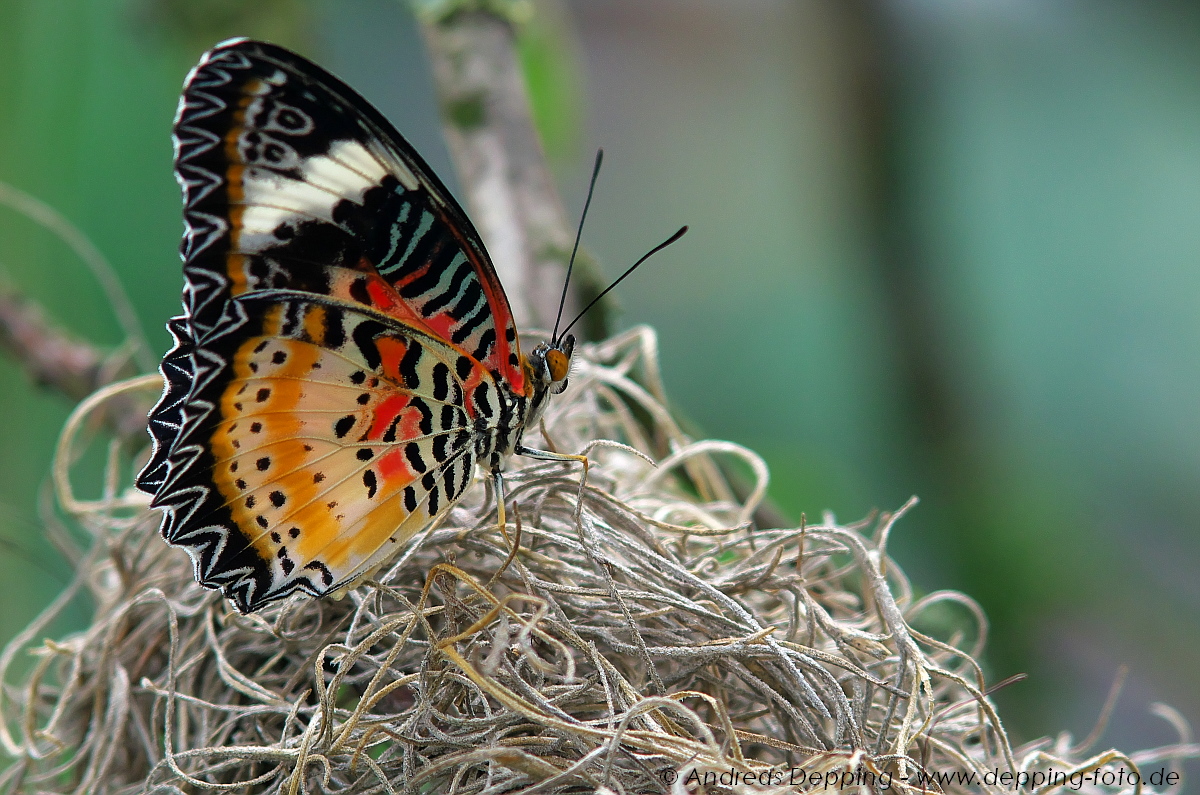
146;293;496;612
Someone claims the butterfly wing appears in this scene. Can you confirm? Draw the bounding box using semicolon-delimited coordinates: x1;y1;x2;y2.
146;291;497;612
137;39;525;610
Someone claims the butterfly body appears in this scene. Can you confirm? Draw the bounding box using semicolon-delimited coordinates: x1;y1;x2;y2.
138;39;573;612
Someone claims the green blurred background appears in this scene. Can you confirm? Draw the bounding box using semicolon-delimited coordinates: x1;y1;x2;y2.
2;0;1198;767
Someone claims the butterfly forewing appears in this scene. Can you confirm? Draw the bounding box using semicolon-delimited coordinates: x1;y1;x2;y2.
168;38;523;386
138;38;532;612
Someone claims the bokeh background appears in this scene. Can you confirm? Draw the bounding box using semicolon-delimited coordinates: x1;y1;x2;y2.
2;0;1199;768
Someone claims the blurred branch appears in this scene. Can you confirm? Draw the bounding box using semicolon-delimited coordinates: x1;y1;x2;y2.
0;286;108;401
416;3;790;529
0;182;154;372
0;285;147;436
0;180;152;435
416;4;583;331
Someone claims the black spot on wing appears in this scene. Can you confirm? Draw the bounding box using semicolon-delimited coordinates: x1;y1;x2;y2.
415;399;433;435
323;305;346;349
350;277;371;304
280;301;302;336
334;415;356;438
456;356;474;381
405;442;427;473
305;560;334;587
458;455;473;494
472;384;493;418
399;341;422;390
443;463;460;501
351;319;387;370
432;362;450;401
382;414;402;443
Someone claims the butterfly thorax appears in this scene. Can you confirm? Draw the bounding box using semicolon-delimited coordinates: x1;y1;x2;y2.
478;334;573;472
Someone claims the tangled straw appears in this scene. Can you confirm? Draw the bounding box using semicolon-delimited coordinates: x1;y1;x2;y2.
0;326;1194;794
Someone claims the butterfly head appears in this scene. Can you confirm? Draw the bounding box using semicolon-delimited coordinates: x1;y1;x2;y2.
528;334;575;397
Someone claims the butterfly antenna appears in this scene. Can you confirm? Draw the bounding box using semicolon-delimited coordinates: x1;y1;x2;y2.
560;225;688;340
552;149;604;345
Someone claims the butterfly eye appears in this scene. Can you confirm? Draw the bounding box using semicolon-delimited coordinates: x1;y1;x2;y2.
545;349;570;382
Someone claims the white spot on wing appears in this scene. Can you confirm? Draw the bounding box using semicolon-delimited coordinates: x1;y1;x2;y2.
331;138;416;191
302;142;385;198
236;139;391;252
239;169;341;251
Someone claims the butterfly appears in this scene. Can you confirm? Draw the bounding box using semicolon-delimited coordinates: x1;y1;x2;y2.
136;38;585;613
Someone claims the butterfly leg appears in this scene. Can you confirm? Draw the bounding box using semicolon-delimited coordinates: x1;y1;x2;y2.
515;444;590;520
493;449;589;538
493;468;508;533
515;445;589;472
492;449;588;530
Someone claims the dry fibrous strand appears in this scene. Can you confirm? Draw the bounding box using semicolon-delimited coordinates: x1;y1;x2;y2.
2;326;1194;794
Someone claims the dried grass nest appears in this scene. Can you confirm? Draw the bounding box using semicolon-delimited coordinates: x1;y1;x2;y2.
0;326;1194;794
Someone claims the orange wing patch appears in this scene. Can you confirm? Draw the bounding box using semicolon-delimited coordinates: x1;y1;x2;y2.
205;298;480;597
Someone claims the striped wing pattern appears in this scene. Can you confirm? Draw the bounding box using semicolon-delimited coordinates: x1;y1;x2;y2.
161;38;524;385
137;39;532;612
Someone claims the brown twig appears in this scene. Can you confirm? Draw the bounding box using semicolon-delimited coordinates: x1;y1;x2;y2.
9;329;1194;792
0;285;110;402
0;179;153;434
0;285;149;436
